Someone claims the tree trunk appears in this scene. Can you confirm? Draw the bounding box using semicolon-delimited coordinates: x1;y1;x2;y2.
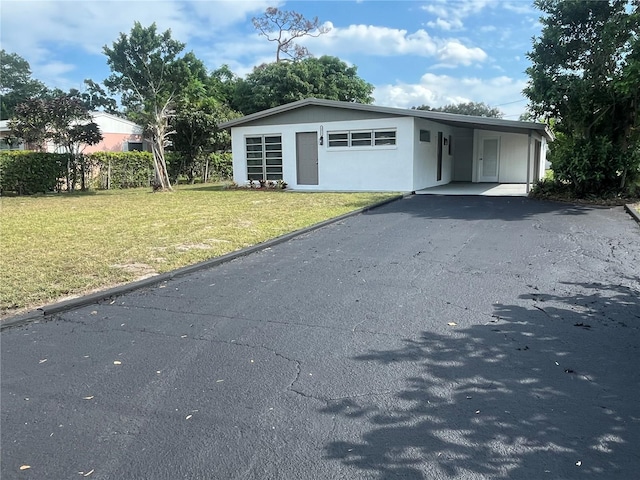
79;154;87;191
150;118;173;191
66;155;73;192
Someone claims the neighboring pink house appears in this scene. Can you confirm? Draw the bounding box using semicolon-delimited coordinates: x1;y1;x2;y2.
83;112;150;153
0;112;150;153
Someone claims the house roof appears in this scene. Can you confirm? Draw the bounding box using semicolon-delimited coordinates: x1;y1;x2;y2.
219;98;554;141
1;112;143;133
90;111;142;129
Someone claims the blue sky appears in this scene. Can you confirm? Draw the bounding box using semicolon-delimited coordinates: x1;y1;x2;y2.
1;0;543;118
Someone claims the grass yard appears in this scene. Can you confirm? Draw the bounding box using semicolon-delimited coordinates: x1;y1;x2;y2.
0;184;397;317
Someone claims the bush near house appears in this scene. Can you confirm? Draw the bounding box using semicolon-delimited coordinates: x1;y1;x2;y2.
89;151;155;189
206;152;233;180
0;151;234;194
0;151;67;194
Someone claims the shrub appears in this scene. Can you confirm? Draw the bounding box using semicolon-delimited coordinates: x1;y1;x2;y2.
165;151;233;184
87;151;154;189
0;151;67;195
549;134;639;197
207;152;233;180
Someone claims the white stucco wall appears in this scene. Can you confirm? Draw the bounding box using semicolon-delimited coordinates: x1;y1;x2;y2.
412;118;455;191
473;129;544;183
231;117;415;191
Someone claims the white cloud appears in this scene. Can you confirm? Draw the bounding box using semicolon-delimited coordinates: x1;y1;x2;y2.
426;17;463;31
437;41;487;65
503;2;536;15
422;0;497;31
0;0;275;87
373;72;529;118
307;22;486;66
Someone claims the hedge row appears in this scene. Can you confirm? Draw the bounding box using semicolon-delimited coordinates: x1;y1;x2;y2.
0;151;67;195
0;151;234;195
89;151;155;189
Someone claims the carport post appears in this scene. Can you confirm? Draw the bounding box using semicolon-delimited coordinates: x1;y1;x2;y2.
526;131;532;194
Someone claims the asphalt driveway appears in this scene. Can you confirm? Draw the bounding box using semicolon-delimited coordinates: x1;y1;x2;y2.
2;195;639;479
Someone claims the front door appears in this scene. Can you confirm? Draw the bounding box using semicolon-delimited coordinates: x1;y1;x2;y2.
296;132;318;185
478;137;499;182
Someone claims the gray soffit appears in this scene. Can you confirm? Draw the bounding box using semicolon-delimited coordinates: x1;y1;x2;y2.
218;98;554;141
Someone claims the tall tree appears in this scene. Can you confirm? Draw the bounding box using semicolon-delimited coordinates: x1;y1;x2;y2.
252;7;330;62
51;80;120;115
0;50;47;120
232;56;374;114
78;79;120;114
171;102;240;182
525;0;640;195
209;65;239;106
103;22;199;191
9;94;102;191
413;102;504;118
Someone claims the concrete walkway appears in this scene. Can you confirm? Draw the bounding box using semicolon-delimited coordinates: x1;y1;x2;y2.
416;182;529;196
2;196;639;479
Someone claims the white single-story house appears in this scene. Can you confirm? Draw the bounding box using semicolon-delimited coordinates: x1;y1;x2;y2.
219;98;554;192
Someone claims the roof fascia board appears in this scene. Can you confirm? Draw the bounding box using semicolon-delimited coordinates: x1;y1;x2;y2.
218;98;553;140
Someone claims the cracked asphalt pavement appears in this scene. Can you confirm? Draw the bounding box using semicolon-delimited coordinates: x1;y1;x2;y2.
2;195;639;479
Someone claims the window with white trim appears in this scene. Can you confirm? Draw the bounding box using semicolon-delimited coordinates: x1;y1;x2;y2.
328;129;396;148
246;135;283;180
419;129;431;142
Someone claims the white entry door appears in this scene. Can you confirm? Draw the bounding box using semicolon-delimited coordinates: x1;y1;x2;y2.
478;137;500;182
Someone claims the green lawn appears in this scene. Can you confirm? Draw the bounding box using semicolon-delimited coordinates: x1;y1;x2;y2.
0;185;397;316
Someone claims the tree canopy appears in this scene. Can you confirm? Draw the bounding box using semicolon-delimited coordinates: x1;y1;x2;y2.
232;56;374;115
252;7;330;62
9;93;102;191
0;50;47;120
525;0;640;195
103;22;206;190
170;73;241;183
413;102;504;118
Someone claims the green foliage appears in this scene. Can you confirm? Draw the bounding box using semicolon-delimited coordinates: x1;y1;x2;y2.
209;65;239;106
87;151;154;189
83;151;232;189
0;50;48;120
525;0;640;195
0;151;66;195
103;22;188;115
232;56;374;114
546;133;631;195
170;95;240;182
206;152;233;180
104;22;203;190
413;102;503;118
62;79;119;115
9;93;103;191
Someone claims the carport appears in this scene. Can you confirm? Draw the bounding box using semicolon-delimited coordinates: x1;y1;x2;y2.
415;182;528;196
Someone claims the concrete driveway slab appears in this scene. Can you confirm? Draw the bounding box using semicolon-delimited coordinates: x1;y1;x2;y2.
2;195;639;479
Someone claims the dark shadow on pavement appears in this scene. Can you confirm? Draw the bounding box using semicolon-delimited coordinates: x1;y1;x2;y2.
363;195;597;222
321;281;640;479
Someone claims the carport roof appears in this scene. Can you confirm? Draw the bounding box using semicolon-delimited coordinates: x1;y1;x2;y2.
218;98;554;141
